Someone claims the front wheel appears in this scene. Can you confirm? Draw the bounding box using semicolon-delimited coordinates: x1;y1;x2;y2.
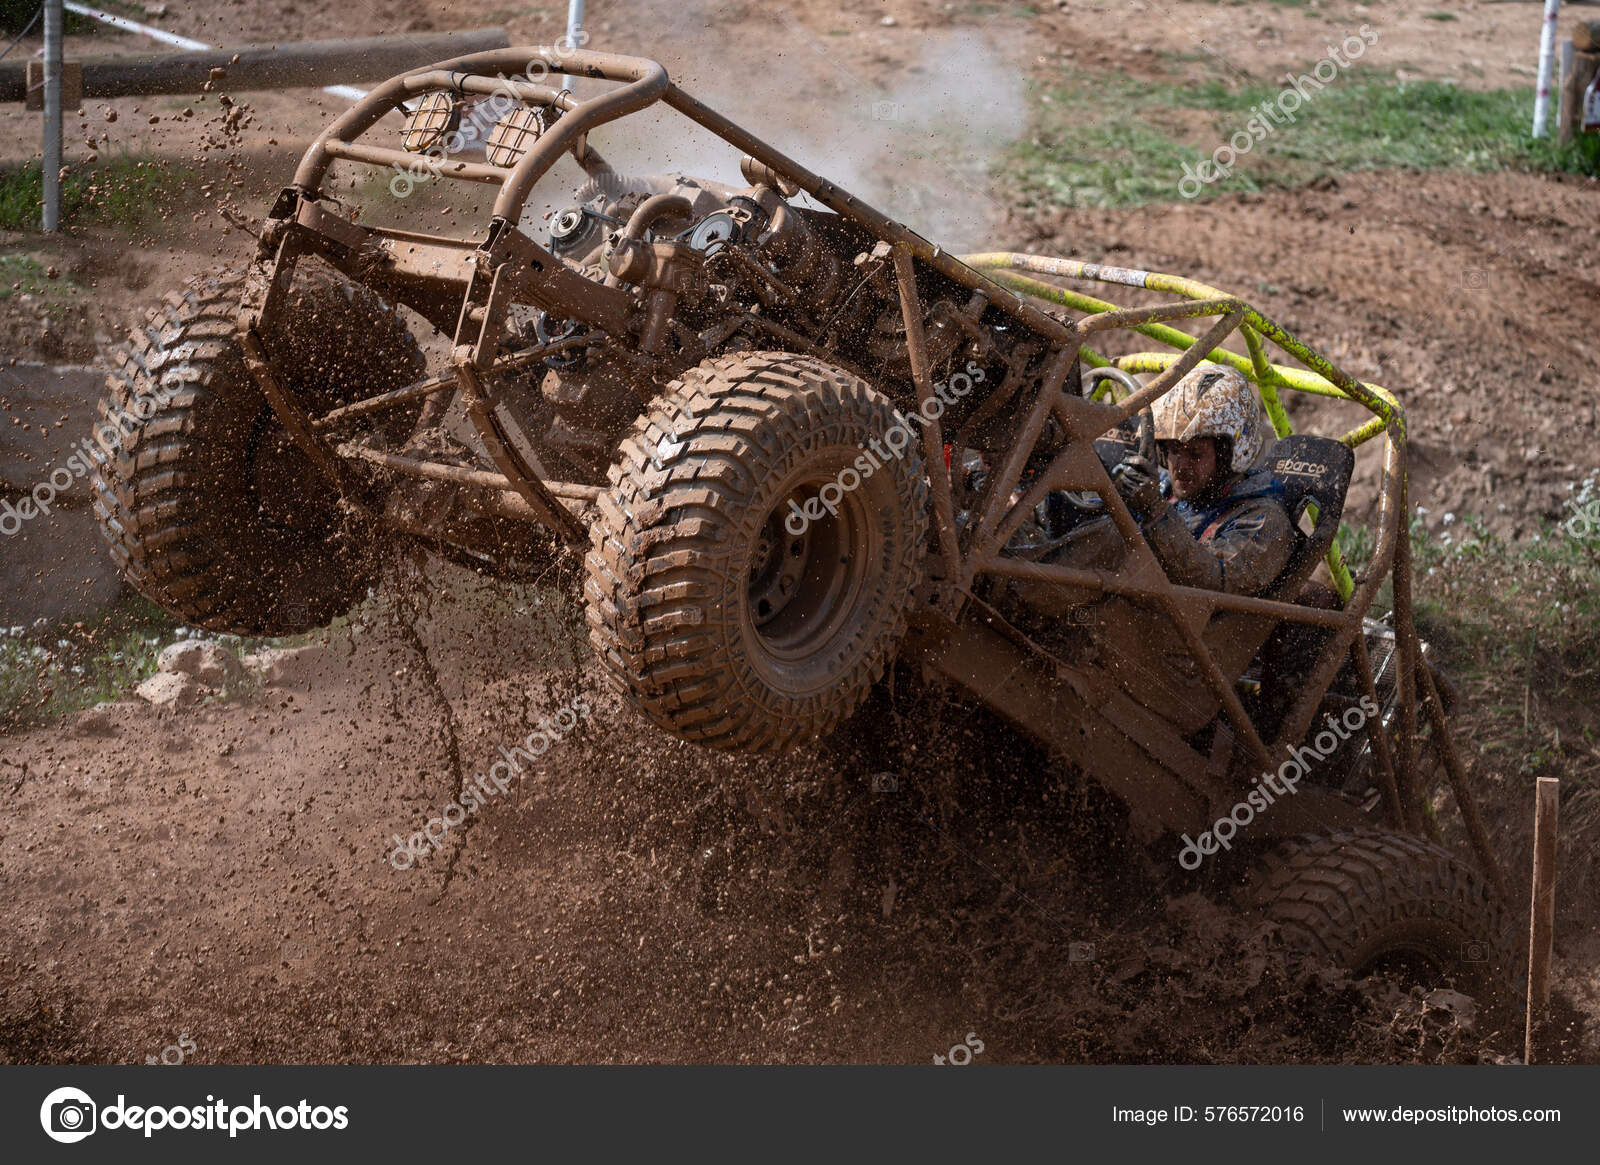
585;351;928;752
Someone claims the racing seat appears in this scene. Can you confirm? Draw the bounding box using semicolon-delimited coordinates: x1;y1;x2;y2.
1258;434;1356;599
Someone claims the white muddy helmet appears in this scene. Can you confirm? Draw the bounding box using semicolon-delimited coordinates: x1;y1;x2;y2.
1150;362;1267;474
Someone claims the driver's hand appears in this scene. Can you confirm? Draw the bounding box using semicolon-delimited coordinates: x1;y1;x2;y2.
1111;454;1165;520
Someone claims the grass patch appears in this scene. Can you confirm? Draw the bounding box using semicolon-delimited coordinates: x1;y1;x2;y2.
1412;477;1600;661
0;252;90;331
0;594;183;730
0;156;196;232
1414;514;1600;797
0;252;79;304
0;588;334;731
1328;484;1600;883
1337;477;1600;788
1013;69;1600;209
1388;489;1600;905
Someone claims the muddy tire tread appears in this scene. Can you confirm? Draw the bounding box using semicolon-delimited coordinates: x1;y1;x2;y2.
585;351;926;753
90;269;423;634
1248;829;1513;996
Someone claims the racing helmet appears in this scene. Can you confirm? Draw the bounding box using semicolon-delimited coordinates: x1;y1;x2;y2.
1150;363;1267;474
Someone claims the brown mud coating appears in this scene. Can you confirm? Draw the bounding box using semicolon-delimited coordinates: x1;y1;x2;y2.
1;0;1597;1064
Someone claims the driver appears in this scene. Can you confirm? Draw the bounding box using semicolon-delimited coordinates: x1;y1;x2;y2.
1110;363;1293;597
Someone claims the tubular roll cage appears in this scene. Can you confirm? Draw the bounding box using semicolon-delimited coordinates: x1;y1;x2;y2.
232;47;1499;889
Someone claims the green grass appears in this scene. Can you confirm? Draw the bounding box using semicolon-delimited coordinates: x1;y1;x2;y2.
0;587;335;730
1328;485;1600;808
0;594;184;730
0;156;196;231
0;252;89;327
1012;69;1600;209
1390;489;1600;882
0;252;70;298
1382;479;1600;773
1419;516;1600;778
1412;478;1600;651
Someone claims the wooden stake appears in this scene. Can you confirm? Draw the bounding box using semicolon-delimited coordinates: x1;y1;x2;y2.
1525;776;1560;1064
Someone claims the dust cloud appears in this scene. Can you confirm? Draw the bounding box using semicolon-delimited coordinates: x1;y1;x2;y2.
574;21;1027;251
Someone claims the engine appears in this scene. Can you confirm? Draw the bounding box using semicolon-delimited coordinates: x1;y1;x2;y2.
518;157;1041;482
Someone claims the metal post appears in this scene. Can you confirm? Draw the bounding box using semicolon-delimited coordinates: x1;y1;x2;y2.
1534;0;1563;137
563;0;585;89
42;0;64;231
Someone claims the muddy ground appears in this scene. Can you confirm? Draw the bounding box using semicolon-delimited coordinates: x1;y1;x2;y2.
8;566;1589;1065
2;1;1598;1063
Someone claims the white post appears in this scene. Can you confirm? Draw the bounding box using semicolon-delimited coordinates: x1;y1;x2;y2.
1534;0;1563;137
563;0;585;89
41;0;63;231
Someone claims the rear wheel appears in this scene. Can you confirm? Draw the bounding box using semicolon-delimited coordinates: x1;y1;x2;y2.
1245;829;1514;1003
585;351;927;752
90;268;425;634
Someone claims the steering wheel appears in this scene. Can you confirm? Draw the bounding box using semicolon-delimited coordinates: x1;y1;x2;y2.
1062;367;1156;510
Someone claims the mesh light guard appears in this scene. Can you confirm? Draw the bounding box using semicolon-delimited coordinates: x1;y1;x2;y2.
485;107;546;168
400;93;460;153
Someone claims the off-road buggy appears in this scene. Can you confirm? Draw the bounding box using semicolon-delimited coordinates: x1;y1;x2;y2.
91;46;1513;1000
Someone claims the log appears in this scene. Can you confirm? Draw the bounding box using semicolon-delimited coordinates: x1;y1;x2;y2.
0;27;509;104
24;58;81;111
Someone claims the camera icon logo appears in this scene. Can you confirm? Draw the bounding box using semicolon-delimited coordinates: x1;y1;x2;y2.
871;100;904;122
1462;268;1487;290
1068;940;1096;963
1461;940;1489;963
40;1086;97;1144
870;772;899;794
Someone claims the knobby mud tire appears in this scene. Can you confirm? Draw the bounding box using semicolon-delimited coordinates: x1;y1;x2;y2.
585;351;928;753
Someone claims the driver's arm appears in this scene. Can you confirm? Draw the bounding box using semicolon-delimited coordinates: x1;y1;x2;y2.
1139;499;1294;596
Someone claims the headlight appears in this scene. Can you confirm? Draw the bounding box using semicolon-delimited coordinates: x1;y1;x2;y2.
400;92;461;153
485;108;547;168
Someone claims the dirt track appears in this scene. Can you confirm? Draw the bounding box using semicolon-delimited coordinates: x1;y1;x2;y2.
1011;166;1600;538
11;566;1585;1065
3;1;1599;1064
